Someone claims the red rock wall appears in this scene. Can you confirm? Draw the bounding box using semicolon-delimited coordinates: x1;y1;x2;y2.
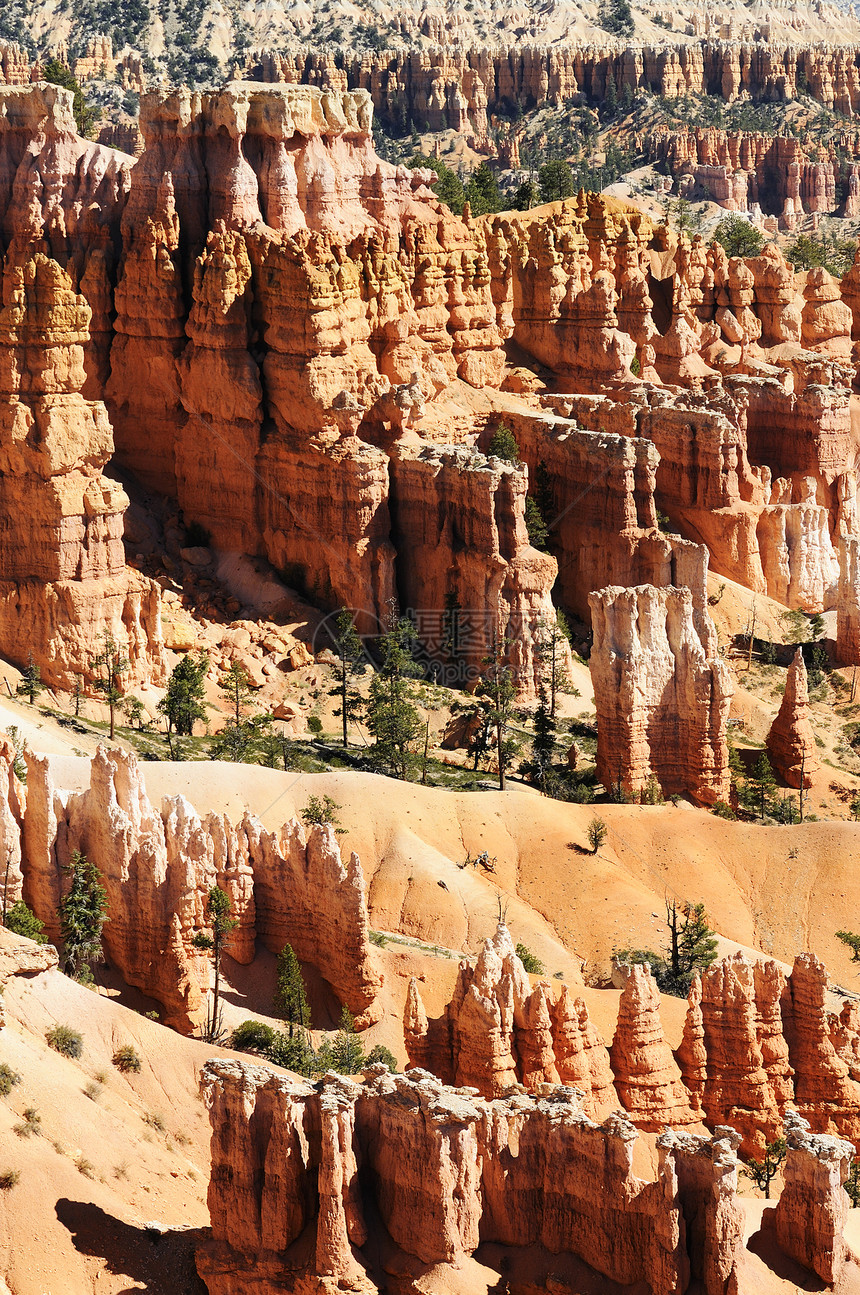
588;584;734;805
253;41;860;144
20;745;383;1032
197;1060;756;1295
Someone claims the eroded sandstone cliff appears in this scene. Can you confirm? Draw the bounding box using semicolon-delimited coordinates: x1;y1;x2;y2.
196;1057;853;1294
20;744;382;1032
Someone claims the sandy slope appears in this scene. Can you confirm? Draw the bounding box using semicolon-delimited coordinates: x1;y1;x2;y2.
36;752;860;1053
0;948;233;1295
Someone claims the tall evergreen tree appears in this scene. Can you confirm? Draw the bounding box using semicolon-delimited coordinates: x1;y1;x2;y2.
750;752;777;821
365;613;423;780
536;611;573;716
60;851;109;982
274;943;311;1038
158;651;209;750
530;683;556;791
476;638;518;791
330;1006;366;1074
328;609;366;747
192;886;238;1043
218;661;252;724
92;633;128;741
17;652;43;705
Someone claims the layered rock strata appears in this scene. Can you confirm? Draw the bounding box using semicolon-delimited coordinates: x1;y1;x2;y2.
588;584;734;805
837;536;860;665
388;443;567;690
774;1112;854;1286
408;942;860;1155
21;745;382;1032
766;648;821;789
610;963;700;1131
0;248;162;687
647;125;848;222
256;42;860;145
198;1060;757;1295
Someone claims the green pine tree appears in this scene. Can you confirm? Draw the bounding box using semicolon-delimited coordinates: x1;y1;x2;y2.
60;851;109;982
274;943;311;1038
751;752;777;821
525;496;549;550
17;653;43;705
92;633;129;742
158;652;209;752
476;638;519;791
5;900;47;944
218;661;252;724
328;609;366;747
837;930;860;961
192;886;238;1043
529;684;556;791
330;1006;367;1075
365;613;424;780
743;1138;787;1199
486;425;520;463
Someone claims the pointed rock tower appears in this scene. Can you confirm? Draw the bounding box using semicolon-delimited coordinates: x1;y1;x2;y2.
766;648;820;789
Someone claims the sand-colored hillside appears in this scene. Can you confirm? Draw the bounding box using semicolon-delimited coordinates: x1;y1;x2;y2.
41;755;860;1000
0;934;232;1294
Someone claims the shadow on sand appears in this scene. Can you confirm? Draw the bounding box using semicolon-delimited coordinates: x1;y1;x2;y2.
56;1198;208;1295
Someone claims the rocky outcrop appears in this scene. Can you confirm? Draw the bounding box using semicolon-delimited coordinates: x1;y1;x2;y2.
678;953;787;1155
766;648;821;789
781;952;860;1143
0;736;25;913
588;584;734;805
389;443;565;694
774;1111;854;1285
837;535;860;665
646;125;851;221
405;926;606;1104
0;925;58;1029
198;1060;757;1295
610;964;699;1131
408;945;860;1158
0;250;162;687
551;982;617;1116
20;745;382;1032
255;41;860;148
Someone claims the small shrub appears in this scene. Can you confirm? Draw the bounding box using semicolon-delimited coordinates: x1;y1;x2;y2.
83;1082;101;1101
143;1111;166;1134
14;1107;41;1137
112;1044;142;1073
487;424;520;463
365;1044;398;1072
0;1170;19;1190
586;818;608;853
76;1156;96;1178
712;800;737;820
0;1063;21;1097
369;930;388;948
301;794;342;829
229;1020;276;1054
4;900;46;943
516;943;545;975
306;715;323;735
46;1024;83;1058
